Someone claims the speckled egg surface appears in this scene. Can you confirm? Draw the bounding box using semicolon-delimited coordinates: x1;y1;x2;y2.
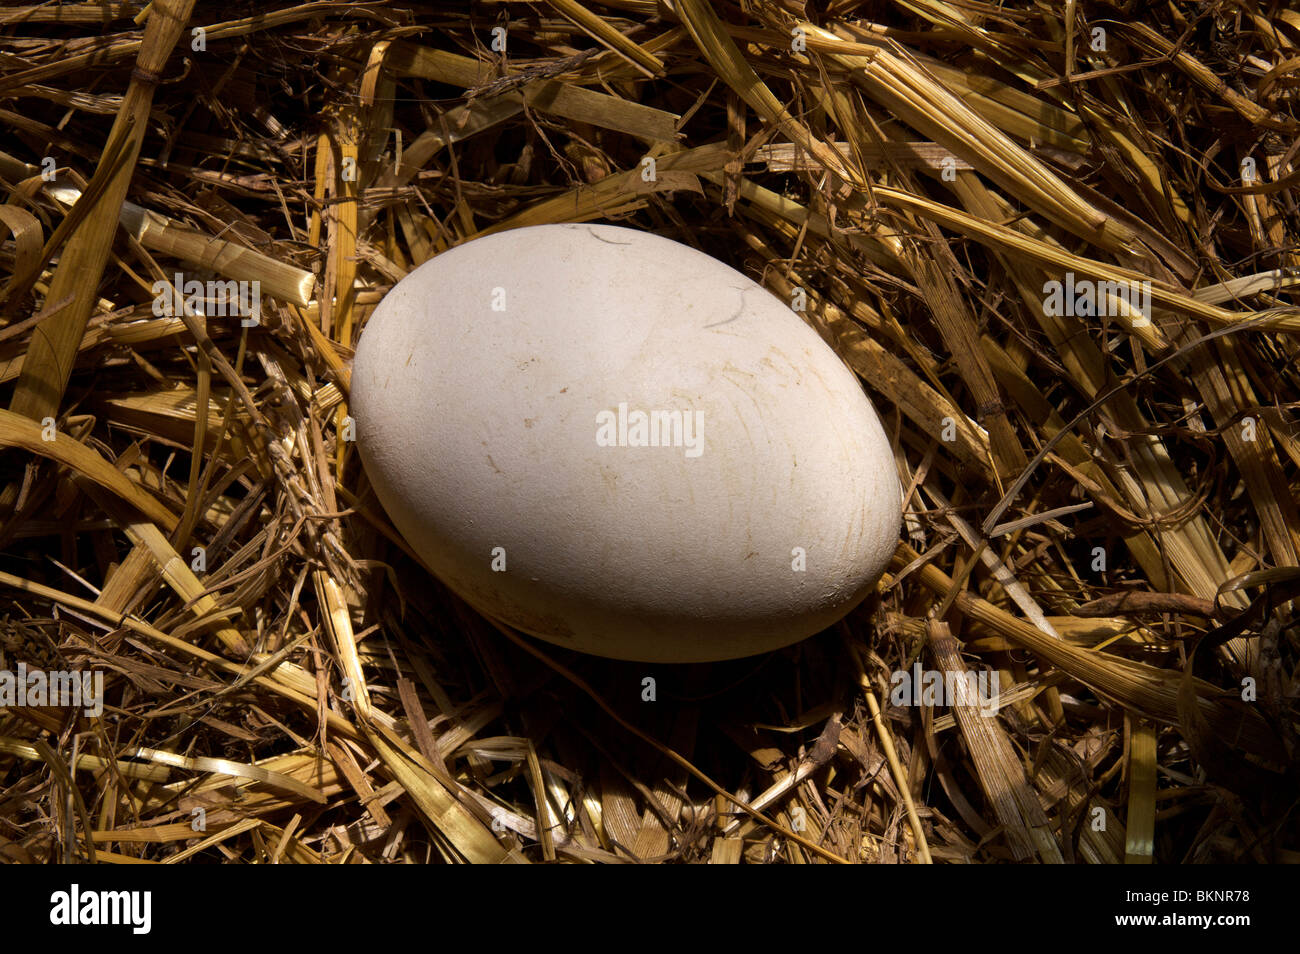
351;223;900;662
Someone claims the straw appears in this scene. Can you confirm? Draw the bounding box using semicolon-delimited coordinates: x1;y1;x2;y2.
1;0;1295;865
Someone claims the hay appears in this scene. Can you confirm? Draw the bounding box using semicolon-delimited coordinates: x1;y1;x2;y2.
0;0;1297;864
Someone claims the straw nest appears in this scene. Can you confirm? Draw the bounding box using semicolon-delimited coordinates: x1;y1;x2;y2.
0;0;1297;864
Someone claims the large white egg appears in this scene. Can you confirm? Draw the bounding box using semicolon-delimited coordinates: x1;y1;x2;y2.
351;223;900;662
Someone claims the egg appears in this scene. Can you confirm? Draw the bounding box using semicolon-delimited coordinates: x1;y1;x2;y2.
351;223;900;663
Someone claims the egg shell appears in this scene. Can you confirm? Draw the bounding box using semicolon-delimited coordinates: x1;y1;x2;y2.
351;223;900;662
